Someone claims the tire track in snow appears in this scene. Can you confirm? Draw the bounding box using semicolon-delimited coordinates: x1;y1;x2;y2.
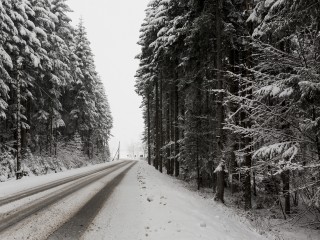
48;161;137;240
0;161;130;232
0;161;125;207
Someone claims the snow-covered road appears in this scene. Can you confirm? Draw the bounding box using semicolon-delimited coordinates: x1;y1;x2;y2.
83;161;268;240
0;161;135;239
0;160;268;240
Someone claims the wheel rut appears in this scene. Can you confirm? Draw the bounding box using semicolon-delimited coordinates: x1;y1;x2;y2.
0;161;131;233
48;161;136;240
0;161;125;207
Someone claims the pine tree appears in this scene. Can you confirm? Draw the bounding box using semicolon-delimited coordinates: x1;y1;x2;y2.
0;1;113;178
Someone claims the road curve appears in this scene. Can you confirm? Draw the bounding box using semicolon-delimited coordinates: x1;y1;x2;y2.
0;161;135;235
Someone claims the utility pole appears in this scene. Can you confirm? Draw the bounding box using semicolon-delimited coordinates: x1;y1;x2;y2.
118;141;120;160
111;142;120;161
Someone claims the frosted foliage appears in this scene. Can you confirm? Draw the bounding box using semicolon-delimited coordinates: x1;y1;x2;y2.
256;85;281;97
278;87;293;98
314;188;320;208
0;0;112;176
264;0;276;7
0;152;15;181
0;46;13;69
0;104;7;119
253;142;291;160
30;53;40;67
214;161;225;173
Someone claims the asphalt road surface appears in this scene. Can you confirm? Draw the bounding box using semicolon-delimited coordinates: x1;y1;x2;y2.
0;160;136;239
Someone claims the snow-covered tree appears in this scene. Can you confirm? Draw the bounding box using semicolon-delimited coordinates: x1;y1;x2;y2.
0;1;113;178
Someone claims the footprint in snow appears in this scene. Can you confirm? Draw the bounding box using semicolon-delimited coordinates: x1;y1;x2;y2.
160;201;167;206
200;222;206;228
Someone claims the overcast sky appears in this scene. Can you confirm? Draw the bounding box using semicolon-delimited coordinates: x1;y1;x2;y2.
67;0;149;158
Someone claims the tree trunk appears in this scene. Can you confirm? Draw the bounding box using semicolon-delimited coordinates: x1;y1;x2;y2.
244;151;252;210
87;128;92;159
243;69;253;210
50;107;53;157
154;79;160;170
166;92;171;174
230;149;238;193
174;84;179;177
229;49;240;194
215;163;225;203
281;170;291;214
170;85;175;175
147;94;151;165
159;78;163;173
16;73;22;179
215;0;224;202
243;1;254;209
21;97;30;157
312;106;320;162
197;150;200;190
253;170;257;196
55;128;58;156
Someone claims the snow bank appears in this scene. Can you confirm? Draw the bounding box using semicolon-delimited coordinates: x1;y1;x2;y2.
0;144;110;182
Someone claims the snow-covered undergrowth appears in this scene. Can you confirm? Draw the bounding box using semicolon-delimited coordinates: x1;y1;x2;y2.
184;182;320;240
0;152;15;182
0;144;109;182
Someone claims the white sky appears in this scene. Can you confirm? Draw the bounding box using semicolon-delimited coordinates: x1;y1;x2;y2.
67;0;149;158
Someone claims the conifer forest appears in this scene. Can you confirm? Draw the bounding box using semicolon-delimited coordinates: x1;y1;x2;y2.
136;0;320;217
0;0;319;238
0;0;113;180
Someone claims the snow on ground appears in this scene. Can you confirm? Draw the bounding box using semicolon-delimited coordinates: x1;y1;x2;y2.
269;218;320;240
1;159;316;240
0;160;120;198
82;160;268;240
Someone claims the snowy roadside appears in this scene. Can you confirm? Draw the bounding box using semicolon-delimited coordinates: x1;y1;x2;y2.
2;159;313;240
83;160;268;240
136;161;269;240
133;161;319;240
0;160;122;198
